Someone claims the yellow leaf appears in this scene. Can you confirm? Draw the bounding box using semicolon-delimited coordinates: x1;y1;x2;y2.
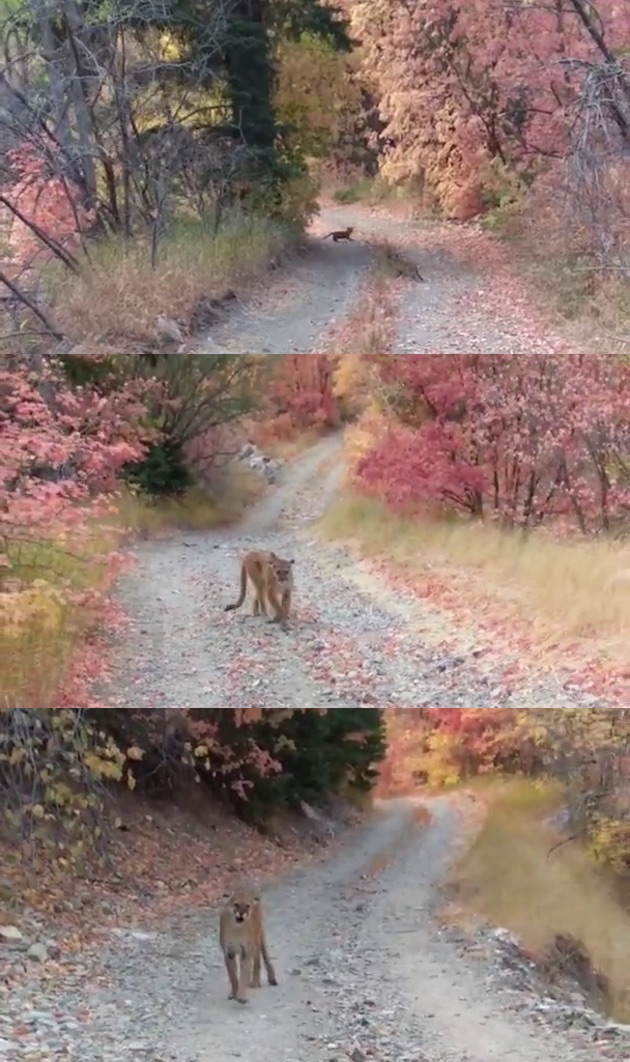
127;773;137;791
126;746;145;761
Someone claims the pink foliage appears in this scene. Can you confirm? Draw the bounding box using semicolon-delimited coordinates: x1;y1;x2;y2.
270;353;340;432
4;141;94;269
356;331;630;531
351;0;630;216
1;364;147;537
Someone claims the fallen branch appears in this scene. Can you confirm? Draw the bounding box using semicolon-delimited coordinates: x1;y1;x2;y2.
0;269;64;340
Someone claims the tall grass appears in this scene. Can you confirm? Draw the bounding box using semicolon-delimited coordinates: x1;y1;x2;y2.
451;779;630;1021
1;523;119;709
1;464;268;710
321;493;630;656
46;211;296;342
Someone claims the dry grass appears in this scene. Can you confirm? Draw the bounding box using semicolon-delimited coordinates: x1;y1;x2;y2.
1;522;120;709
46;212;295;343
247;425;326;460
451;778;630;1021
117;464;267;535
326;174;423;211
263;431;326;460
320;493;630;661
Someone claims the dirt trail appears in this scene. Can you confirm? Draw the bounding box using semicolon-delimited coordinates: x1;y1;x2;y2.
5;796;619;1062
107;204;610;713
4;207;624;1060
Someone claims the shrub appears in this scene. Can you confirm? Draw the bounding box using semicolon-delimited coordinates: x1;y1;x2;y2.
126;344;267;497
534;708;630;873
353;337;630;532
3;140;94;270
111;706;387;822
124;437;194;497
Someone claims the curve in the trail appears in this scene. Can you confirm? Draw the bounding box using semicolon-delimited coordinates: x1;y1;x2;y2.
24;795;607;1062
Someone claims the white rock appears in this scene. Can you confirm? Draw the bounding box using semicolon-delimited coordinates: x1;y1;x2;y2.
0;925;22;941
27;941;48;962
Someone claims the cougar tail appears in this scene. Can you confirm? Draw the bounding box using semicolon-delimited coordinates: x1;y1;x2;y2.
322;232;332;239
224;563;247;612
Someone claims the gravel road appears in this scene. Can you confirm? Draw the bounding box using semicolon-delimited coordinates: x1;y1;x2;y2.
106;205;611;713
4;796;620;1062
3;207;622;1061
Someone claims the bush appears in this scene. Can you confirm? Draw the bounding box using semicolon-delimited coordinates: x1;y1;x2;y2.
124;437;194;497
104;706;387;822
353;335;630;532
197;707;386;821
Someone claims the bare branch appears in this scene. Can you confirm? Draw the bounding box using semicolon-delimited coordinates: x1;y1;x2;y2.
0;269;64;339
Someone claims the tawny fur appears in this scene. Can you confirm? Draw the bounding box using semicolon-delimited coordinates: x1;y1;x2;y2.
322;226;354;242
219;886;278;1004
224;550;294;626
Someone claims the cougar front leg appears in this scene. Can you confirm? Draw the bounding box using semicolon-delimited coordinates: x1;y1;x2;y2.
236;952;253;1004
261;933;278;986
266;586;284;624
251;946;262;988
224;951;239;1000
251;577;267;617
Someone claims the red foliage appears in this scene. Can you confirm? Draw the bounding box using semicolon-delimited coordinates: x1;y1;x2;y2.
356;326;630;531
1;364;147;537
351;0;630;217
381;708;542;788
267;353;340;435
3;141;94;269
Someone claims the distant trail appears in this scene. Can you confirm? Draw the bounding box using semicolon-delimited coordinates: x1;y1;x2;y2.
105;203;612;714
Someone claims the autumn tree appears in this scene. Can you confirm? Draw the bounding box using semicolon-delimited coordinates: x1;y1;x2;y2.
353;337;630;532
349;0;630;234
